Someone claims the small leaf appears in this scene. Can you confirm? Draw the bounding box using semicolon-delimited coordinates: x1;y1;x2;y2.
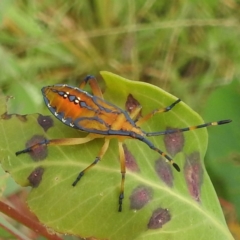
0;72;233;239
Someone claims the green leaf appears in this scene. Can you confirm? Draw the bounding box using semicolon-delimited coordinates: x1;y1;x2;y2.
0;72;233;240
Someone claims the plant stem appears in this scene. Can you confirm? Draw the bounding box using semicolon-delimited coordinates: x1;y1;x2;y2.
0;200;62;240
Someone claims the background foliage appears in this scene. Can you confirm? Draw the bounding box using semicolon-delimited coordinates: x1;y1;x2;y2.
0;0;239;239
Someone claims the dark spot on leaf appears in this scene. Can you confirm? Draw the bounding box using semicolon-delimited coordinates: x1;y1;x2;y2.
164;127;184;156
1;97;29;121
0;96;12;120
184;152;203;202
16;114;27;122
129;185;153;210
148;208;171;229
1;112;12;120
125;94;142;119
26;135;48;161
155;157;173;187
37;114;54;132
1;112;27;122
28;167;44;187
123;144;140;172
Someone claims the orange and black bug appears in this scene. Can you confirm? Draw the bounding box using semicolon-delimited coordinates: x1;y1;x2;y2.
16;75;231;212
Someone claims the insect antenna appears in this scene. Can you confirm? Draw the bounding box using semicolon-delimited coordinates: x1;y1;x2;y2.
145;119;232;137
135;134;180;172
136;119;231;172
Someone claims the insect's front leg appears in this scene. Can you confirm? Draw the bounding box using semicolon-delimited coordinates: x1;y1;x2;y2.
72;138;110;186
16;139;49;156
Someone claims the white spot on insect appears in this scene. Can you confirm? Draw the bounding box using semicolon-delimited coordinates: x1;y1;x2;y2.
77;97;81;100
63;91;70;98
70;123;74;127
62;118;66;123
54;112;58;116
47;103;51;108
74;99;79;104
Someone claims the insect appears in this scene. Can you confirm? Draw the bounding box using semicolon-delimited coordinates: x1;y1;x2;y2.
16;75;231;212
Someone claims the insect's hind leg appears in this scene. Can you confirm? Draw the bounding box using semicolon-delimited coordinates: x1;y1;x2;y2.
72;138;110;186
79;75;103;99
136;98;181;126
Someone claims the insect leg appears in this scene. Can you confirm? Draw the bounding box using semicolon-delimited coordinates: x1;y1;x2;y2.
79;75;103;99
15;135;96;156
136;98;181;126
72;138;110;186
138;135;180;172
145;119;232;137
118;141;126;212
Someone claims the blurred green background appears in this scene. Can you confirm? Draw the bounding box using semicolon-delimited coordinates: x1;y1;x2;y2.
0;0;240;238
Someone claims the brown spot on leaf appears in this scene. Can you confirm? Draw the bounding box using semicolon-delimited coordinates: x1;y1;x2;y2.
1;96;28;122
1;112;12;120
184;152;203;202
164;127;184;156
16;114;27;122
26;135;48;161
148;208;171;229
155;157;173;187
1;112;27;122
125;94;142;119
0;96;11;120
28;167;44;187
129;185;153;210
123;144;140;172
37;114;54;132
